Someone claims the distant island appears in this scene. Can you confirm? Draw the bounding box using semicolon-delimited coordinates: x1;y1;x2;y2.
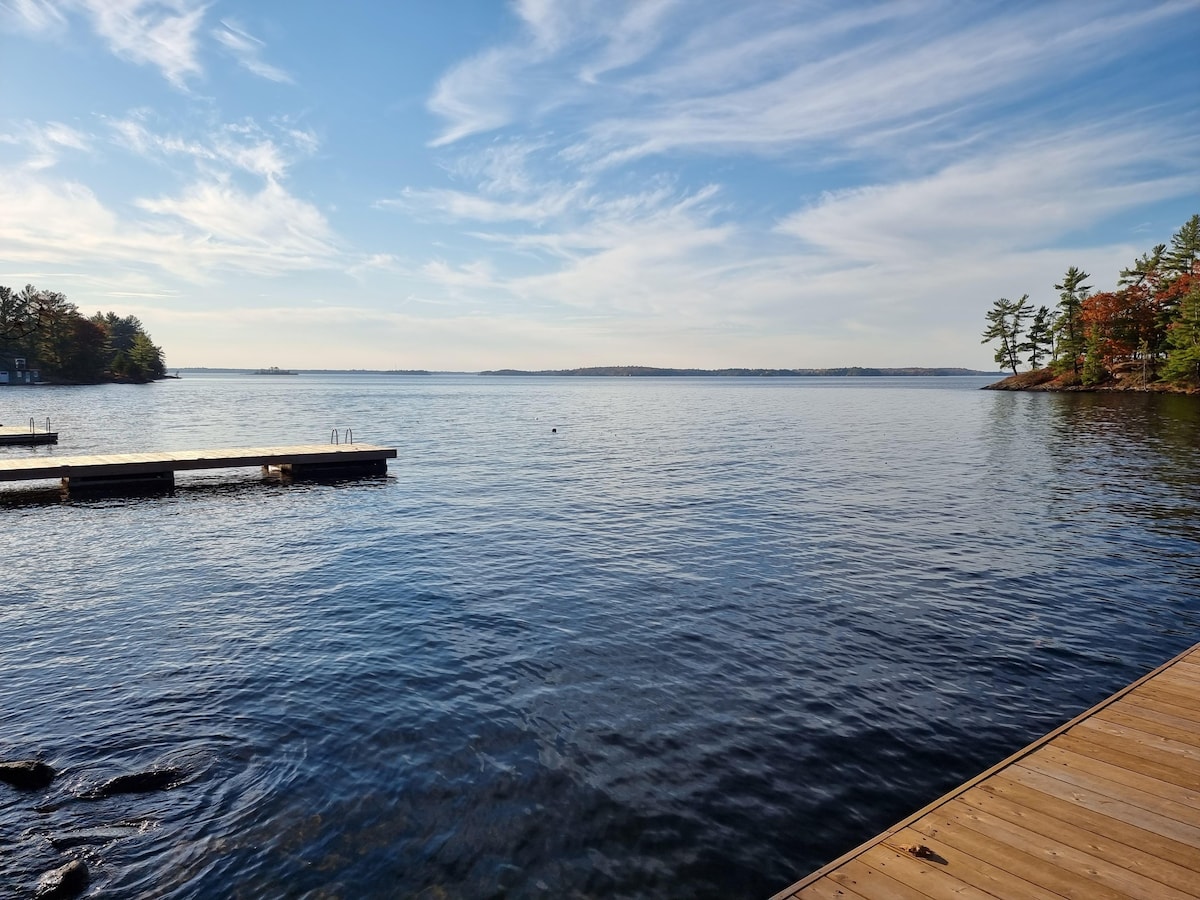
479;366;996;377
177;368;432;375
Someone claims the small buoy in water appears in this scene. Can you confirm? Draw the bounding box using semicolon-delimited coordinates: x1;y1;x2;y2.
551;428;556;433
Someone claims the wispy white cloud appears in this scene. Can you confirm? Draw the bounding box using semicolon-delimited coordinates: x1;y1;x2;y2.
136;178;338;271
776;125;1198;265
576;0;676;83
441;140;551;197
108;112;316;180
74;0;207;88
385;184;584;224
408;181;736;321
346;253;401;281
575;1;1197;169
0;167;340;280
213;18;293;83
1;110;339;284
420;259;499;293
428;0;683;146
428;47;526;147
0;0;67;32
7;1;296;88
427;0;1196;171
0;120;91;170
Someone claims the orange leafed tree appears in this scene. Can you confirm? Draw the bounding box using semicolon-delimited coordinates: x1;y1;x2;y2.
1080;284;1158;372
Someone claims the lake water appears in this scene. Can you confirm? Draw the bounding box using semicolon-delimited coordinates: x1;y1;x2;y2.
1;374;1198;899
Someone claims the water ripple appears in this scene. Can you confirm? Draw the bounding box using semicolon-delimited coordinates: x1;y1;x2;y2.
1;376;1198;898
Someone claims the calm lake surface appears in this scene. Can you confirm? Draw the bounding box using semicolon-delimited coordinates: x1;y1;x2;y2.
2;374;1198;899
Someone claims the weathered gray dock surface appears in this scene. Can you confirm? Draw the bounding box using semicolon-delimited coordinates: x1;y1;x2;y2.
0;443;395;491
771;641;1200;900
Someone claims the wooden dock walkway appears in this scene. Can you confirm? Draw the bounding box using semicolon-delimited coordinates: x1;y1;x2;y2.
771;642;1200;900
0;443;396;492
0;424;57;445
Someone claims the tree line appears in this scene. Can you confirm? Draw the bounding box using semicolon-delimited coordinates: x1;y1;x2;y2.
982;214;1200;388
0;285;166;382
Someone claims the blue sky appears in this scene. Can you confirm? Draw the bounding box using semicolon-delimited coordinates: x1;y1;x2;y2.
2;0;1198;371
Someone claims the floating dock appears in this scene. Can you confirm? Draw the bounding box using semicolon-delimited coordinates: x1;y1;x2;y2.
0;424;58;446
772;641;1200;900
0;444;395;493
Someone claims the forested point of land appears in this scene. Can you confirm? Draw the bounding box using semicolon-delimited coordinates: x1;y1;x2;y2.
0;284;166;383
982;214;1200;393
480;367;995;377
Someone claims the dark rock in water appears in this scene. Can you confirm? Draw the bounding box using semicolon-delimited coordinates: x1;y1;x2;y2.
82;766;185;799
36;858;88;899
48;821;147;849
0;760;56;790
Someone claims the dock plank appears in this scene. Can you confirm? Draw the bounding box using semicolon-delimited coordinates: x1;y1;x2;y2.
940;794;1195;900
1032;744;1200;811
1099;702;1200;741
855;841;999;900
976;777;1200;879
956;781;1200;897
885;825;1052;900
912;805;1125;900
1054;728;1200;790
1139;683;1200;716
1017;749;1200;817
1006;749;1200;845
825;858;936;900
1076;716;1200;764
1134;691;1200;726
771;642;1200;900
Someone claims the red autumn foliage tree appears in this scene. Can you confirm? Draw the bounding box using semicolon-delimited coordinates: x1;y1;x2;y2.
1079;284;1158;373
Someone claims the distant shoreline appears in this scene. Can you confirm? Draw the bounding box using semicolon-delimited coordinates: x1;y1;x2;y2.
169;367;993;376
171;366;999;377
478;366;998;377
175;368;433;375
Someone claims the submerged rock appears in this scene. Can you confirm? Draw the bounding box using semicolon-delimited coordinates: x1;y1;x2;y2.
82;765;185;799
48;821;149;849
36;858;88;899
0;760;56;790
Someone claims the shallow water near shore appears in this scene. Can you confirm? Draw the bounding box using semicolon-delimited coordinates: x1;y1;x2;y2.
2;374;1198;898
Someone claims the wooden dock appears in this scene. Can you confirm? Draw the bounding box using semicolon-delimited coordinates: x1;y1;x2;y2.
771;642;1200;900
0;424;58;445
0;443;396;493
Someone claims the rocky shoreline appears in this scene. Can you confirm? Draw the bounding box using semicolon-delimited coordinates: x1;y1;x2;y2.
1;757;189;897
983;368;1200;394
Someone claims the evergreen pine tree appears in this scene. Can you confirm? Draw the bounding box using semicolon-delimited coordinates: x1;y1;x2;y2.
1052;267;1090;378
1021;305;1054;370
1162;277;1200;386
982;295;1030;373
